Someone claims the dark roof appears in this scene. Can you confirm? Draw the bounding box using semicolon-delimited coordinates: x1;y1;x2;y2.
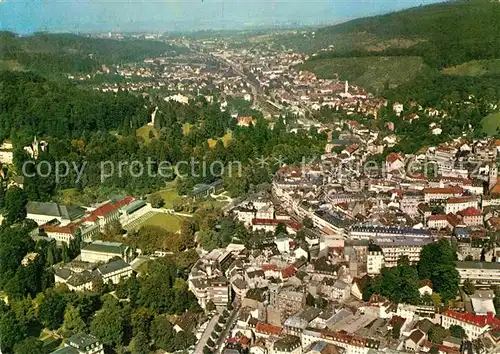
417;318;434;334
67;332;100;351
96;259;130;276
27;201;85;221
82;241;127;255
66;271;97;287
175;311;197;332
408;330;425;344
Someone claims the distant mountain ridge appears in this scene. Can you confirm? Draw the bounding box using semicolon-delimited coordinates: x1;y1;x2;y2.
291;0;500;69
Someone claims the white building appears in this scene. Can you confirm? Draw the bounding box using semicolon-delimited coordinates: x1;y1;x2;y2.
80;241;131;263
456;261;500;285
441;310;500;339
367;251;384;275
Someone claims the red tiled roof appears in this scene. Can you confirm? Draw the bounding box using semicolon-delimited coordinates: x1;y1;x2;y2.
41;223;77;235
458;207;481;217
437;344;461;354
93;202;117;217
386;152;404;164
443;310;500;328
420;279;433;289
447;196;475;204
423;187;463;195
281;265;296;279
113;196;134;208
261;264;278;271
255;323;281;336
428;215;448;221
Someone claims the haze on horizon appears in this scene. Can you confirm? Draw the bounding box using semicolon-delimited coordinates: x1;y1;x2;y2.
1;0;444;34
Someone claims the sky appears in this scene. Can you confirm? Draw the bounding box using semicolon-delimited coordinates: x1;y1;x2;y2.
0;0;444;34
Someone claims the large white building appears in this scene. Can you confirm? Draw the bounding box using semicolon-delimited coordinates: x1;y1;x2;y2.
27;201;86;226
188;249;232;309
441;310;500;339
455;261;500;285
80;241;131;263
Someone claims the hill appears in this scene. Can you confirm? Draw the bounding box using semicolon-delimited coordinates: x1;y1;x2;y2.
298;56;427;92
293;1;500;91
0;32;187;76
287;1;499;68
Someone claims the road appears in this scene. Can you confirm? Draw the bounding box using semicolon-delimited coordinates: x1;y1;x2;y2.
195;313;220;353
186;41;279;118
215;304;240;353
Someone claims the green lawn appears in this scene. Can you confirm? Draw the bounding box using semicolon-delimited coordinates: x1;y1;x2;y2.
443;59;500;77
136;124;157;143
151;187;183;209
136;213;185;233
297;56;427;92
482;112;500;136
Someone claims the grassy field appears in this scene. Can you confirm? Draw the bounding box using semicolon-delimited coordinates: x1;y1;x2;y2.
0;60;23;71
150;187;183;209
297;56;427;92
183;123;193;135
208;130;233;148
443;59;500;77
136;213;185;233
482;112;500;136
136;124;157;143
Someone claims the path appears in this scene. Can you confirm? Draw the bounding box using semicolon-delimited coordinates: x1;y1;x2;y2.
195;314;220;353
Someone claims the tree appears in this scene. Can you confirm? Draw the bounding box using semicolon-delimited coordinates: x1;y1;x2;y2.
449;325;466;339
150;316;175;351
203;346;213;354
302;217;314;229
463;279;476;295
37;289;67;330
0;311;28;353
150;194;165;208
306;293;315;307
418;239;459;302
91;299;125;347
206;300;216;312
428;325;450;344
130;331;150;354
14;337;45;354
429;346;439;354
275;223;287;236
131;307;154;336
207;338;215;348
62;304;86;337
3;186;27;225
214;324;222;333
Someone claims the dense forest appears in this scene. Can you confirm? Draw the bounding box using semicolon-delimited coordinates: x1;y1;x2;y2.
0;71;150;143
0;32;186;75
290;0;500;69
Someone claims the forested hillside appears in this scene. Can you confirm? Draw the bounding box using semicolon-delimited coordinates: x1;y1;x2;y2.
0;32;186;75
0;71;150;143
291;0;500;68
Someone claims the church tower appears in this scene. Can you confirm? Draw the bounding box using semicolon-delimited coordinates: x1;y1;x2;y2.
489;163;498;191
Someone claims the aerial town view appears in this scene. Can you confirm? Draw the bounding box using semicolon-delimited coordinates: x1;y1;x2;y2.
0;0;500;353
